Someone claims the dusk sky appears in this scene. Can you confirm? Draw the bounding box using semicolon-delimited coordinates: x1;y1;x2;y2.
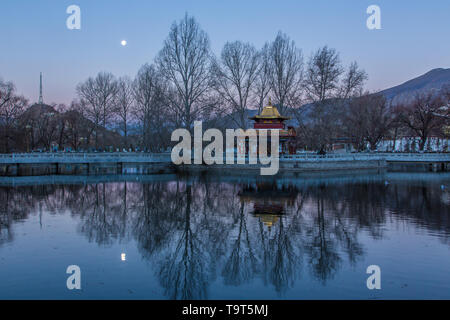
1;0;449;105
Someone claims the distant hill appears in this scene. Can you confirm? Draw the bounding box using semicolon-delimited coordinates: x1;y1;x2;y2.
20;103;56;118
379;68;450;104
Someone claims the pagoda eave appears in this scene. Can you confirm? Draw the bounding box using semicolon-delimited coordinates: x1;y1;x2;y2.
249;116;291;121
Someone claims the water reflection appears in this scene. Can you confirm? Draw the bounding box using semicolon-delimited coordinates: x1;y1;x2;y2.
0;173;449;299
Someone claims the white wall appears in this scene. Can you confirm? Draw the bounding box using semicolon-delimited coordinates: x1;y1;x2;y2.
376;137;449;152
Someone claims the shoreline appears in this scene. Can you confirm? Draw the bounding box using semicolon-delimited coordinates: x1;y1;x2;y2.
1;170;449;188
0;152;448;177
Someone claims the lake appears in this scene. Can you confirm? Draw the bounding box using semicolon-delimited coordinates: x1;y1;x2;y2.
0;172;449;299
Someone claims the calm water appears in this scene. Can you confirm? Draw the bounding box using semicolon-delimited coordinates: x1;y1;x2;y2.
0;172;449;299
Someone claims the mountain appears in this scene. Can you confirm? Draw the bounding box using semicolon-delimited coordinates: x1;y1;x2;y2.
379;68;450;104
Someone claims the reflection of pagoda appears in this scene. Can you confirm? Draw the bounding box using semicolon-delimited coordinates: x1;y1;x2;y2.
238;182;298;229
249;98;297;154
253;214;280;229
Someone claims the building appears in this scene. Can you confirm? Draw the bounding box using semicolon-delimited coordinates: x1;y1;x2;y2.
249;99;297;154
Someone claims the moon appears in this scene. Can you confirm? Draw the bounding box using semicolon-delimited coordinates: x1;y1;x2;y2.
121;40;127;46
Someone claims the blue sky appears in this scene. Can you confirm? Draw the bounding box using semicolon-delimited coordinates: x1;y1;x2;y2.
1;0;449;105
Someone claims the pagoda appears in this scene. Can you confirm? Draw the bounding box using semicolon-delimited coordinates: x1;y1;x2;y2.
249;98;297;154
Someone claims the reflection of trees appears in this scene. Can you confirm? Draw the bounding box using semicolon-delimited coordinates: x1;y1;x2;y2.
388;182;450;246
305;196;341;284
0;188;28;245
265;217;300;293
0;185;66;245
158;185;209;299
255;204;304;293
0;175;449;298
131;181;182;257
71;183;130;245
222;202;258;286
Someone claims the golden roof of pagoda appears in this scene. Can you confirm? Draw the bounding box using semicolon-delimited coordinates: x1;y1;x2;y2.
249;98;290;120
254;214;280;229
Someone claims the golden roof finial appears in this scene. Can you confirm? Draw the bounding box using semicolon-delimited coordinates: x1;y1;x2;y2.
249;96;291;120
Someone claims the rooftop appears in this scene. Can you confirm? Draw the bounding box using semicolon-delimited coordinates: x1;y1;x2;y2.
249;98;290;120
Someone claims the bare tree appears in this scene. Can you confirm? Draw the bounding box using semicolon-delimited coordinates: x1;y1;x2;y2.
302;47;367;152
115;77;134;147
364;95;394;150
344;93;393;150
63;101;96;151
212;41;259;129
301;45;343;151
62;113;82;151
439;84;450;142
304;47;366;102
304;46;343;102
76;72;118;148
396;92;447;151
299;100;340;152
19;103;59;151
0;80;28;127
133;64;169;151
156;14;214;130
35;109;59;151
52;104;68;149
339;62;367;99
269;32;303;115
0;79;28;152
254;43;272;113
0;79;15;110
342;98;367;151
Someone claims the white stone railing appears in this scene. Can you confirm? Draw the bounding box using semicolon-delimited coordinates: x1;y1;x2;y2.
376;152;449;162
279;154;384;161
280;152;450;162
0;152;448;164
0;152;172;164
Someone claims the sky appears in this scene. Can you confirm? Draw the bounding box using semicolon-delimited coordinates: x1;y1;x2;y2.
1;0;450;105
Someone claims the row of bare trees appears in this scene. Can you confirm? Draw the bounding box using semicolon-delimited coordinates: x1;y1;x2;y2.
0;79;28;152
0;77;120;153
300;86;449;152
74;65;173;151
1;14;449;153
395;89;449;151
73;14;368;146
